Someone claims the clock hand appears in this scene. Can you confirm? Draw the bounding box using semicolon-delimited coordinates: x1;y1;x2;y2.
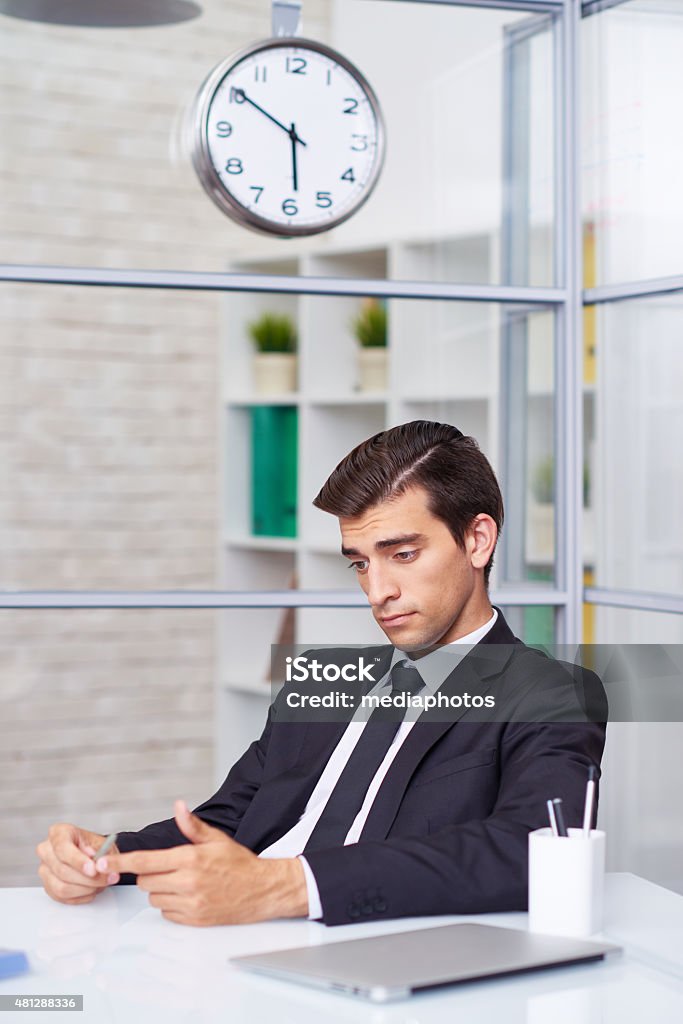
290;123;299;192
235;88;307;146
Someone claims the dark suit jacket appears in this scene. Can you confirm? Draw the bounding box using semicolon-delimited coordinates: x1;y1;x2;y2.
115;610;606;925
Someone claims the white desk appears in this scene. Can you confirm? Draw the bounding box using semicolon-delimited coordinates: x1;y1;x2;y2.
0;874;682;1023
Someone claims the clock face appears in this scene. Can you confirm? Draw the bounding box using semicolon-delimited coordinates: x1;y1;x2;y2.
192;38;385;236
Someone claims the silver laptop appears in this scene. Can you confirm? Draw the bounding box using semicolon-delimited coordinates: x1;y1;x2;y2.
231;922;621;1002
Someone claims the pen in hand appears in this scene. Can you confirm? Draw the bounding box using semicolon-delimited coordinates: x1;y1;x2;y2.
582;765;598;837
92;833;118;860
81;832;119;882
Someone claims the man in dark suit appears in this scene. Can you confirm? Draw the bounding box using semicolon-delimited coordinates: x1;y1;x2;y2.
36;421;605;926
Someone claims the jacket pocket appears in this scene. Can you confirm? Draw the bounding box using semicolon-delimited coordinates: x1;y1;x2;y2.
411;746;498;787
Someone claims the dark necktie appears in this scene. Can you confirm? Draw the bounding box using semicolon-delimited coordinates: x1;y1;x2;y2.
303;660;425;853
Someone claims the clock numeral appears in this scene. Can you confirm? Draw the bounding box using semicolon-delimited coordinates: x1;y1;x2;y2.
343;98;359;115
225;158;244;175
316;191;333;209
282;198;299;216
250;186;264;204
286;56;307;75
351;134;368;152
341;167;356;184
230;87;246;104
326;69;332;86
254;65;268;82
216;121;233;138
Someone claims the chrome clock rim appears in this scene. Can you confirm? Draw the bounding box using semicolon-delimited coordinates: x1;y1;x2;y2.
191;36;386;238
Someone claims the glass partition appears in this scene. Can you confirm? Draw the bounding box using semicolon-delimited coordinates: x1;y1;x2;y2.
585;293;683;612
582;0;683;284
588;603;683;644
0;283;222;590
0;608;218;885
0;0;557;286
1;284;555;591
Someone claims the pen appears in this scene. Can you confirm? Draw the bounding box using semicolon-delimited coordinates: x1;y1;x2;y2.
547;798;559;837
92;833;118;860
552;798;568;837
582;765;598;837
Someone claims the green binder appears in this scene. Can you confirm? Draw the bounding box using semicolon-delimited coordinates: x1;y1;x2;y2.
250;406;298;537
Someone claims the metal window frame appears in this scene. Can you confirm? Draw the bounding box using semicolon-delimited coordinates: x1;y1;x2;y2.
0;587;568;609
584;588;683;617
585;275;683;305
0;263;564;304
1;0;681;631
555;0;584;641
388;0;563;13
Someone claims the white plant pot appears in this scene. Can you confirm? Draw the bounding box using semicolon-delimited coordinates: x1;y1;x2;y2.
357;347;388;392
252;353;297;395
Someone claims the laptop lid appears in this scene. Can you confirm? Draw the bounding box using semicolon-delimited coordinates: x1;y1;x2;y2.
231;922;621;1003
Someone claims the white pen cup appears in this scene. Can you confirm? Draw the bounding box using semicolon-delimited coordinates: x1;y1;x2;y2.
528;827;605;938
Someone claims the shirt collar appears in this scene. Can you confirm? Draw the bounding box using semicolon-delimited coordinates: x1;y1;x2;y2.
386;608;498;694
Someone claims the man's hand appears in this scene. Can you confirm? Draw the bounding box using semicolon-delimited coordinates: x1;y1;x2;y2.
99;800;309;927
36;824;120;905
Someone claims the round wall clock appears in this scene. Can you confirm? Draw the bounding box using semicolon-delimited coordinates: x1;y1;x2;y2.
191;37;385;237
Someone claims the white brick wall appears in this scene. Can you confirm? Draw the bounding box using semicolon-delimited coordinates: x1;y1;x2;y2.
0;0;332;270
0;607;216;884
0;0;332;885
0;278;224;883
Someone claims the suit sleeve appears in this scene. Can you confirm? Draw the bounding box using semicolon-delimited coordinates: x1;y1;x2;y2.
113;645;365;867
113;706;273;880
304;664;606;926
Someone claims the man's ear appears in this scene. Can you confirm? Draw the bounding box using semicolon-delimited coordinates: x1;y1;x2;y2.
468;515;498;570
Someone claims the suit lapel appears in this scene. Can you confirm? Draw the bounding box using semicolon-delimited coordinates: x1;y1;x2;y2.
359;608;518;842
237;646;396;851
235;720;342;850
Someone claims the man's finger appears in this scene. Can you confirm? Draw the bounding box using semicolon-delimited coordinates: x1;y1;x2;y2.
50;829;100;878
46;889;98;906
79;841;98;858
38;863;100;901
148;892;192;912
100;846;191;877
174;799;228;846
135;869;194;896
39;842;112;889
161;910;187;925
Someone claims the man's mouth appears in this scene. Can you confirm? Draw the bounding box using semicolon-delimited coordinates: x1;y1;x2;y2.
379;612;416;626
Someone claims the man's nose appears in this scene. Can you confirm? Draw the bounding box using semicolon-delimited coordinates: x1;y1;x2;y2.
365;564;400;607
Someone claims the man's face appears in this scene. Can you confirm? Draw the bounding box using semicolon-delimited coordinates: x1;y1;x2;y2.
339;486;494;652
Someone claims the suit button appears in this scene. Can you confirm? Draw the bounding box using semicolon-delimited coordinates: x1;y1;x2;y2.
347;904;361;919
373;899;387;913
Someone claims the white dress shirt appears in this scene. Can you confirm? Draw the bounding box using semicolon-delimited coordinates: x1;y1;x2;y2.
259;608;498;919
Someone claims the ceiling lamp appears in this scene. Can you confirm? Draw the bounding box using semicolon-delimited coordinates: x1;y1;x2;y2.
0;1;202;28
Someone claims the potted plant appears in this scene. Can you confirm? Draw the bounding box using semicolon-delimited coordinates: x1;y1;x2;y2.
248;312;298;395
528;455;592;563
531;455;591;507
352;299;387;391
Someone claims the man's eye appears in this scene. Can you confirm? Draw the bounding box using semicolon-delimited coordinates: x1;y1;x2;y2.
348;561;368;572
395;550;417;561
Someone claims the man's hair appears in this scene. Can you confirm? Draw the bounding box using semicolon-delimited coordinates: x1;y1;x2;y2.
313;420;504;586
